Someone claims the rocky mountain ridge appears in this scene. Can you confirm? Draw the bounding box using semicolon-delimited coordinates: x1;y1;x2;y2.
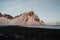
0;11;45;25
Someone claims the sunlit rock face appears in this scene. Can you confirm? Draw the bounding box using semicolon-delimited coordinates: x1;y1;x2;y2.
0;11;45;25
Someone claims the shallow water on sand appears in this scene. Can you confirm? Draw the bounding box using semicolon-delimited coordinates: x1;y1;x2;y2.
27;25;60;29
0;25;60;29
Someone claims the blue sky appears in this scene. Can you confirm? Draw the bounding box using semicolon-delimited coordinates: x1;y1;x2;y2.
0;0;60;23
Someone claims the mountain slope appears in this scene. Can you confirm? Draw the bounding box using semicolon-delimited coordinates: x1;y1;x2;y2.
0;11;45;25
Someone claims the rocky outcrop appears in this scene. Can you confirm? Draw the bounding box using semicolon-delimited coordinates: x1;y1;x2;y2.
0;11;45;25
2;14;13;19
0;13;2;17
0;13;13;19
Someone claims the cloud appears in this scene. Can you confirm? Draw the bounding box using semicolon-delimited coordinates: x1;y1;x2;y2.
0;0;30;7
0;0;20;6
2;1;32;11
0;0;33;16
1;0;39;15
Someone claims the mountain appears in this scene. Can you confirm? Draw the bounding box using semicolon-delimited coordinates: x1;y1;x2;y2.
0;13;13;19
0;11;45;25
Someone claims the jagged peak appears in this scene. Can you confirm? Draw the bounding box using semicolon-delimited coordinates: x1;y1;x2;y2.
0;11;45;25
0;13;13;19
0;11;35;19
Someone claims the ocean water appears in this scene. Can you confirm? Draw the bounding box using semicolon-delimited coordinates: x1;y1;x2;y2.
28;25;60;29
0;25;60;29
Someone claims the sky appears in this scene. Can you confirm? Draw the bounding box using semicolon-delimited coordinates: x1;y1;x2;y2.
0;0;60;23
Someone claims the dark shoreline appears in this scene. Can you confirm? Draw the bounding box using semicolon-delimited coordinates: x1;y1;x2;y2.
0;25;60;29
0;25;60;40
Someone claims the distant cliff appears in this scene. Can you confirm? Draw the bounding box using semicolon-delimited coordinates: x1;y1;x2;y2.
0;11;45;25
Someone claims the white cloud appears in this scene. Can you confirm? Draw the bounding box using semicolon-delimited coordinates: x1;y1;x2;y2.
1;0;33;16
2;0;32;11
1;0;38;16
0;0;25;6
